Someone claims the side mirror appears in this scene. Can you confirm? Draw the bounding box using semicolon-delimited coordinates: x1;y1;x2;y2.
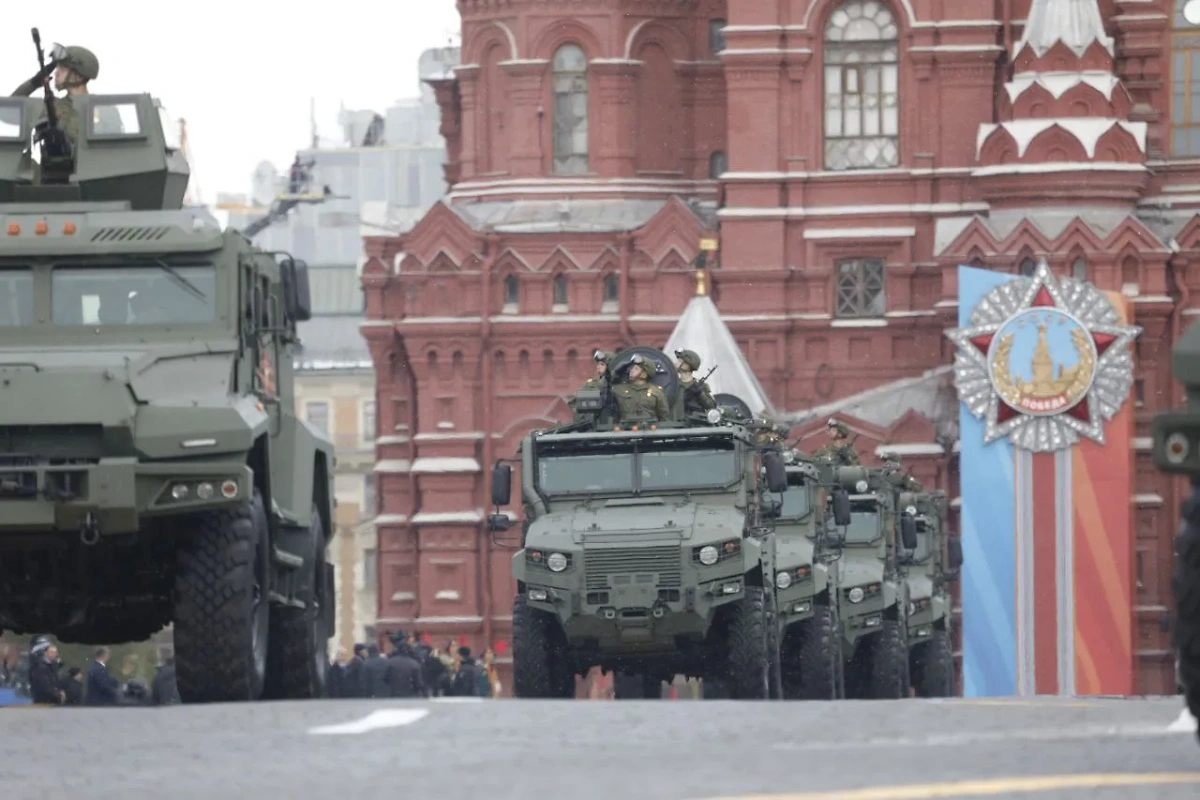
486;513;512;532
762;451;787;494
281;258;313;322
831;489;851;527
900;514;918;551
491;463;513;506
947;536;963;570
761;496;782;520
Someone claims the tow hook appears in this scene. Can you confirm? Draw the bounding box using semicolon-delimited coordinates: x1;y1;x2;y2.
79;512;101;546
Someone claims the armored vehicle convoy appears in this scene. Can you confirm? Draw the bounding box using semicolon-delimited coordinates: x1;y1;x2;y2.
772;449;848;699
898;490;958;696
1152;320;1200;742
489;347;788;699
820;465;915;699
0;90;336;704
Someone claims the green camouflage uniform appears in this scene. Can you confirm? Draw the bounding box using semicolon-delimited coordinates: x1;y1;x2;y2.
567;350;615;413
672;349;717;419
813;418;861;465
613;364;669;422
11;45;100;149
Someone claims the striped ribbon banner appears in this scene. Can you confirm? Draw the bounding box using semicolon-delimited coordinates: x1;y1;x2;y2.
958;267;1134;697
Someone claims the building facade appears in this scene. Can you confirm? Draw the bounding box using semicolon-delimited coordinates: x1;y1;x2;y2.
362;0;1198;694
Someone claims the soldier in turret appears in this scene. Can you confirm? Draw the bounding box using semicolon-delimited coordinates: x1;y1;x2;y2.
672;349;717;419
814;418;861;465
752;419;791;448
11;44;101;146
612;355;669;422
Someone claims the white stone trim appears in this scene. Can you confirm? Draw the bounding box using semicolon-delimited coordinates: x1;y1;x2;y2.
374;459;411;473
1132;437;1152;451
976;119;1148;159
375;435;409;445
412;509;483;525
723;18;999;33
414;431;484;441
497;59;547;67
434;589;461;601
909;45;1002;53
830;318;887;328
950;497;962;509
722;167;972;180
885;310;936;318
374;513;409;525
718;202;989;219
720;48;812;56
875;443;946;457
1133;494;1164;507
591;58;642;65
1006;71;1123;102
411;457;480;473
972;162;1148;177
804;227;916;240
1141;193;1200;206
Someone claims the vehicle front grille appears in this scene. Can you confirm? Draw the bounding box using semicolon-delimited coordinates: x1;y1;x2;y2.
584;546;682;592
0;425;105;462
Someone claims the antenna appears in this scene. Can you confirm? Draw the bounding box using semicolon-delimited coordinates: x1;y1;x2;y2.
309;97;318;149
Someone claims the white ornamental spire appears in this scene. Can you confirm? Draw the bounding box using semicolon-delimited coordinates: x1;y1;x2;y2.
1018;0;1112;57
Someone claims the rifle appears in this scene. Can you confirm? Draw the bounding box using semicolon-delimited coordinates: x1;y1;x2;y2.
685;364;718;400
30;28;72;163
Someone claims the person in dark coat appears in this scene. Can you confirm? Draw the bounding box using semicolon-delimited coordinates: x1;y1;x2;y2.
62;667;84;705
362;645;390;699
342;644;367;698
85;647;120;705
451;647;483;697
419;643;445;698
151;652;179;705
28;641;64;705
385;642;424;698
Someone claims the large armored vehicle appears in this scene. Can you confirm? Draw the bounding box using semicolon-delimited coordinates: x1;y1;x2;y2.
1152;322;1200;742
772;449;848;699
0;89;335;703
898;489;958;696
821;464;915;699
489;347;788;699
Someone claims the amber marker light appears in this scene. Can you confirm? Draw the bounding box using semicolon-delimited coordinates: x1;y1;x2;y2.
35;221;48;235
62;221;76;235
6;222;18;235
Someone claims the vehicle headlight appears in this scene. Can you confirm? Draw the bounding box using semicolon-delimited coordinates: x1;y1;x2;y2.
855;480;869;493
706;408;722;424
1166;432;1190;465
905;505;917;516
547;552;568;573
776;570;793;589
848;587;865;603
699;545;719;566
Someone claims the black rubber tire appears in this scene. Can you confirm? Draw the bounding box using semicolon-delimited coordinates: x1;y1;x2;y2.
173;490;270;703
911;628;955;697
512;593;568;698
796;605;842;700
1173;490;1200;741
725;585;770;699
264;504;331;700
866;619;909;699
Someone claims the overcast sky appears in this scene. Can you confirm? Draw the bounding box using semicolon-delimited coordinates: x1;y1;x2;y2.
2;2;460;203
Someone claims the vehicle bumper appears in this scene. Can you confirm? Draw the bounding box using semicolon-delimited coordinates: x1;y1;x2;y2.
777;580;817;626
840;596;887;641
522;572;746;654
0;458;253;535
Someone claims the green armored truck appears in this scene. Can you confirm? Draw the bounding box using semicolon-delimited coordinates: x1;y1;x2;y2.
821;464;916;699
1152;320;1200;743
489;347;788;700
0;90;335;703
772;449;848;699
898;489;959;697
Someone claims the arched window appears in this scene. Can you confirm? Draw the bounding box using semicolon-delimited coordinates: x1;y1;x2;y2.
503;274;519;311
709;151;728;179
552;44;589;174
1071;256;1087;281
1019;257;1037;276
553;273;569;308
602;273;619;310
824;1;900;170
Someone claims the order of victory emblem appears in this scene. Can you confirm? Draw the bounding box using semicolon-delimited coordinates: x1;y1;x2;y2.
945;262;1141;452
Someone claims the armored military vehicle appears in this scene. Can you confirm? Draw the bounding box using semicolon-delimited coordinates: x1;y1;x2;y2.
820;464;915;699
0;90;335;704
489;347;788;699
897;489;958;696
1152;321;1200;741
772;449;849;699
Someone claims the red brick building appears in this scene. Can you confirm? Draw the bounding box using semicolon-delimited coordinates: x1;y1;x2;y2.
361;0;1199;693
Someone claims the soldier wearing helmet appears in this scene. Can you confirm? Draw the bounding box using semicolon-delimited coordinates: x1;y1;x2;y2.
672;348;717;420
814;418;861;465
612;354;669;422
11;43;100;146
567;349;616;413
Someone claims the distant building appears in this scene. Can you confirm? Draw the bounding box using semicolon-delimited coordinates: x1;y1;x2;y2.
219;46;459;654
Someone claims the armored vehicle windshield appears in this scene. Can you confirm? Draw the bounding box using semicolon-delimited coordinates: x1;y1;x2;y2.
842;498;883;544
778;477;812;519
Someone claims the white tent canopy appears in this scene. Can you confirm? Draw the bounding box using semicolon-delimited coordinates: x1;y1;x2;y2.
663;276;775;417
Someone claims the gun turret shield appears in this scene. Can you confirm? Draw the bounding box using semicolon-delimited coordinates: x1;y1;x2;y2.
611;346;680;409
715;393;752;421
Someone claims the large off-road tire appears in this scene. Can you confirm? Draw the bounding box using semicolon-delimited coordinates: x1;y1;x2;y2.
864;618;909;699
512;593;570;698
724;585;770;699
1173;489;1200;741
173;490;270;703
795;605;842;700
264;504;331;700
911;628;955;697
